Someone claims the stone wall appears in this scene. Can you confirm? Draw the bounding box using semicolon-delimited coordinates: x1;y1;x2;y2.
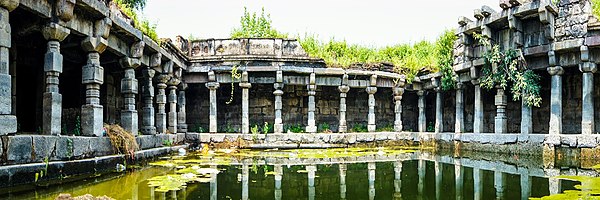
555;0;592;41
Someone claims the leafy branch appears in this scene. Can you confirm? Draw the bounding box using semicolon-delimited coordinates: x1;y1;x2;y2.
474;33;542;107
226;65;242;105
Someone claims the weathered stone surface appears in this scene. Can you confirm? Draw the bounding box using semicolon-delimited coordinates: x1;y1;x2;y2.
81;105;103;137
578;135;597;148
0;0;19;12
32;135;57;162
0;74;11;115
7;135;32;163
560;135;577;147
0;115;16;134
43;92;62;135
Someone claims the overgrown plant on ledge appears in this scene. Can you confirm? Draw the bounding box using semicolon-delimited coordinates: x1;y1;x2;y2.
436;30;458;90
113;0;159;42
474;33;542;107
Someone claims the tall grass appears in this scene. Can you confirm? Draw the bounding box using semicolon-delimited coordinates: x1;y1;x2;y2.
113;0;159;42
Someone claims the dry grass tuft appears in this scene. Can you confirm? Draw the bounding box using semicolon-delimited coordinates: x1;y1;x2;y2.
104;124;139;159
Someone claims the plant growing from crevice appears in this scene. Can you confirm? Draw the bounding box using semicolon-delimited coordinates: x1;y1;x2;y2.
318;123;332;133
474;33;542;107
262;122;271;134
226;65;242;105
251;124;259;141
376;123;395;132
286;124;305;133
350;123;368;133
231;7;288;39
427;122;435;132
74;116;81;136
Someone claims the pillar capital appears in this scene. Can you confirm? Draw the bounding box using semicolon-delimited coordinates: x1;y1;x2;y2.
178;82;188;91
547;66;564;76
0;0;19;12
366;86;377;95
56;0;76;22
81;36;108;53
167;77;181;87
150;53;162;68
274;82;284;90
119;57;141;69
130;40;145;58
142;67;156;78
42;23;70;42
338;85;350;93
369;75;378;86
206;82;220;90
393;87;404;97
417;90;425;96
156;74;171;85
580;62;597;73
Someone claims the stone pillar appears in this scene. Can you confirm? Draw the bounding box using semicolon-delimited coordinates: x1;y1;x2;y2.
338;74;350;133
368;162;376;200
417;90;426;132
306;73;317;133
435;88;443;133
339;164;347;200
580;46;596;135
119;58;141;135
366;75;378;132
41;23;70;135
455;82;465;133
140;54;160;135
241;164;249;200
473;168;482;200
393;86;404;132
494;171;504;200
240;71;251;134
274;165;283;200
393;161;402;200
494;87;507;134
177;83;188;133
273;70;284;133
307;165;317;200
155;74;169;134
472;80;483;133
167;78;180;134
521;97;532;136
81;36;108;137
206;71;220;133
0;0;19;135
548;65;563;135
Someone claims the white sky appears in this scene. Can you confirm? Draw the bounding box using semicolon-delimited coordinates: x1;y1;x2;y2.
142;0;499;47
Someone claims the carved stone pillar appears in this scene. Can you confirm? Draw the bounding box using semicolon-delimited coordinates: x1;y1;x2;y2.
306;73;317;133
435;161;442;200
338;74;350;133
274;71;284;133
434;87;443;133
580;46;596;135
141;54;160;135
177;83;188;133
167;78;180;133
521;96;532;136
81;38;107;136
241;164;249;200
119;41;143;135
393;161;402;200
393;86;404;132
494;171;504;199
306;165;317;200
155;74;169;134
455;160;464;200
417;90;426;132
0;0;20;136
366;75;378;132
240;71;251;134
455;82;465;133
339;164;347;200
494;87;507;134
474;168;482;200
368;162;376;200
471;66;484;134
274;165;283;200
41;23;69;135
548;65;563;136
206;71;220;133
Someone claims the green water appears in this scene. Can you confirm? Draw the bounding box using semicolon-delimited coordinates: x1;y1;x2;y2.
0;148;590;200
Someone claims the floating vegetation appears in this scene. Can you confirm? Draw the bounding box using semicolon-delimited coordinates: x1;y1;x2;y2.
531;175;600;200
147;174;208;193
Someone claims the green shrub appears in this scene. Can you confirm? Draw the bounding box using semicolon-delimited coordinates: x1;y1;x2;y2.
350;123;368;133
113;0;158;42
286;124;305;133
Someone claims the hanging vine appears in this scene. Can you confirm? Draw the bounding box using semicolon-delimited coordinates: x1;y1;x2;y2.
474;33;542;107
226;65;242;104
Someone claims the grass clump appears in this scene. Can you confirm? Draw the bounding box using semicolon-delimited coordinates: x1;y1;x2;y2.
113;0;159;42
104;124;139;159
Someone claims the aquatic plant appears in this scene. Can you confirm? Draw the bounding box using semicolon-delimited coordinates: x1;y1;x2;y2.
104;124;139;159
147;174;203;192
531;175;600;200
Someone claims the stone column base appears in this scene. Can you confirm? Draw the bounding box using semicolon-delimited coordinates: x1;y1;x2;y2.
0;115;17;135
121;110;138;135
368;125;376;132
394;125;402;132
274;124;284;134
494;116;507;134
140;126;156;135
156;113;167;134
338;125;347;133
82;104;103;137
177;124;187;133
306;126;317;133
43;92;62;135
168;111;177;133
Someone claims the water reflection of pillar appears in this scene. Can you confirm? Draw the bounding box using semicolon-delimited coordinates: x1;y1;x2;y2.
242;164;249;200
520;170;531;200
307;165;317;200
455;160;464;200
339;164;347;200
549;177;561;195
418;159;425;200
210;165;218;200
393;161;402;200
494;171;504;200
473;168;482;200
434;161;442;200
274;165;283;200
368;162;376;200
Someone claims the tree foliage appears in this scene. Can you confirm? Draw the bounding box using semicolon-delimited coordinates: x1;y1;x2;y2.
113;0;146;10
436;30;458;90
474;33;542;107
231;7;288;38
